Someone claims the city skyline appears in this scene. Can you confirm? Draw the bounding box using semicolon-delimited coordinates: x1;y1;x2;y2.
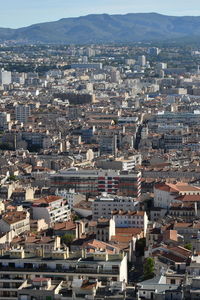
2;0;200;28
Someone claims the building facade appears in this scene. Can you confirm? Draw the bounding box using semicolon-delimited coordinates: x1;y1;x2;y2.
51;168;141;197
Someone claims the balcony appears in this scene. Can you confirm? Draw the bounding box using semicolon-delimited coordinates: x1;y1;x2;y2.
0;277;24;282
75;267;119;275
0;266;119;275
0;296;18;300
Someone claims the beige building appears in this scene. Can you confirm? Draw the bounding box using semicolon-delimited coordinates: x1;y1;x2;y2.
112;210;149;236
88;218;116;242
0;210;30;237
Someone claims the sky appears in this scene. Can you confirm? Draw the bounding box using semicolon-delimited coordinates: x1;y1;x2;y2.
2;0;200;28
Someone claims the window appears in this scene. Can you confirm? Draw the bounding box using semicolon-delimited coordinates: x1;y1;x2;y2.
171;279;176;284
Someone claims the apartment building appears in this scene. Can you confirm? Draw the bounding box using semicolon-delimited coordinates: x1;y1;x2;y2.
112;210;148;235
95;154;142;171
0;248;127;299
88;218;116;242
18;278;62;300
32;195;71;226
154;182;200;209
0;210;30;237
55;188;86;209
51;168;141;197
12;235;61;254
15;104;31;124
92;194;140;220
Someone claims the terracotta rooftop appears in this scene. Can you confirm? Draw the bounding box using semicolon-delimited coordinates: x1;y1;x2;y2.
33;195;63;205
169;202;194;209
174;222;200;229
111;234;134;244
82;239;120;253
155;182;200;194
168;245;191;257
175;195;200;202
158;252;187;263
3;211;28;225
73;201;92;210
53;221;76;231
116;227;143;235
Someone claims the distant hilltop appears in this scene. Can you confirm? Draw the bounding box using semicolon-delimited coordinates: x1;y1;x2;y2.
2;13;200;44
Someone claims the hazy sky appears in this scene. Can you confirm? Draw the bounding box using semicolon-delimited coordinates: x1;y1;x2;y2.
2;0;200;28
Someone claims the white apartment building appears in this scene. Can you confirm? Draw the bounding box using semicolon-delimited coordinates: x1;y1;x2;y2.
32;195;71;226
55;188;85;209
0;249;128;298
112;210;149;236
92;194;140;220
154;182;200;209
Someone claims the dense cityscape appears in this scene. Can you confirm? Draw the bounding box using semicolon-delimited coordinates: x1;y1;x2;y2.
1;41;200;299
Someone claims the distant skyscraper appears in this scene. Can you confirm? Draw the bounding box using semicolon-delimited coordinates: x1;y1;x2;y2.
138;55;146;67
148;47;160;56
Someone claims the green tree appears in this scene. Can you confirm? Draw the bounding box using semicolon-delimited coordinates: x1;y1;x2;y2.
72;214;80;221
143;257;155;279
61;234;75;246
7;175;18;182
184;243;192;251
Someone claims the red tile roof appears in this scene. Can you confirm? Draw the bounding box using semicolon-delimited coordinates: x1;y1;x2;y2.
53;221;76;231
3;211;28;225
33;195;63;205
155;182;200;193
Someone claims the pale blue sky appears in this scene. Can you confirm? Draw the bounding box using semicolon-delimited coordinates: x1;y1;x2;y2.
1;0;200;28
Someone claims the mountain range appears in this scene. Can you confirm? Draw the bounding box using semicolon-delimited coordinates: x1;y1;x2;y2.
1;13;200;44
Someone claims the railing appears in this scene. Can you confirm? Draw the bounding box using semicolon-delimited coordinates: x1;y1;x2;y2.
0;266;119;275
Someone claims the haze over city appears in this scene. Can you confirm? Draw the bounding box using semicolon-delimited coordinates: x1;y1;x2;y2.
1;0;200;28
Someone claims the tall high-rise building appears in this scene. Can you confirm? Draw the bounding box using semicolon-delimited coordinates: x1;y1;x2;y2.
15;104;31;124
138;55;146;67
